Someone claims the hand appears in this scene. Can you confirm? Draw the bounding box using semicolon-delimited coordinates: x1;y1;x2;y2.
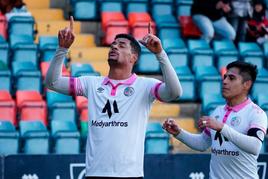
198;116;224;132
139;22;163;54
58;16;75;49
162;118;181;136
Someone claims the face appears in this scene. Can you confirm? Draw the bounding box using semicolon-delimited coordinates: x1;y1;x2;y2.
222;67;250;100
108;38;136;67
255;4;263;13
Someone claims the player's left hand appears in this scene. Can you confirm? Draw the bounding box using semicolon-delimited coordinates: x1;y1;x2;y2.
139;22;163;54
198;116;224;132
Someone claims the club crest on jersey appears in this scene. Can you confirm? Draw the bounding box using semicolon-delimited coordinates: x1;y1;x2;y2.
230;116;241;127
97;87;104;93
124;87;134;96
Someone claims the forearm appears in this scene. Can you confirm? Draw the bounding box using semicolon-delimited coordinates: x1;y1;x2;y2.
221;125;262;155
175;130;211;151
156;50;183;101
45;48;70;94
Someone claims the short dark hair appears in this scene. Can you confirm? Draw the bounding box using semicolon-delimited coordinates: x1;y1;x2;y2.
226;61;258;83
115;34;141;58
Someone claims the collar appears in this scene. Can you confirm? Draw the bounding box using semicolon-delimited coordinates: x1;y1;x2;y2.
224;98;251;112
102;73;137;86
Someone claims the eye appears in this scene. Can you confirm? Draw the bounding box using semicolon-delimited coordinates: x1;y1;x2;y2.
229;76;235;80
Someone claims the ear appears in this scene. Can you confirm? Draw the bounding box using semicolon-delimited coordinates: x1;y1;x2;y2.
243;80;252;91
130;53;138;64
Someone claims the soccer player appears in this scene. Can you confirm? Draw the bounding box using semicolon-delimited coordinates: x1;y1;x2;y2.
163;61;267;179
45;17;183;179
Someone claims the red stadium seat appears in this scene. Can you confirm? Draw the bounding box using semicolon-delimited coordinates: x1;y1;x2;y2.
128;12;152;27
179;16;201;38
76;96;88;113
102;24;129;45
101;12;126;31
20;101;48;126
40;62;70;80
80;109;88;122
16;91;48;126
0;13;7;39
0;90;16;126
131;22;156;40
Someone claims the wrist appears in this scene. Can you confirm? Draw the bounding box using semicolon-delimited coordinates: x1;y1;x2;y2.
173;128;182;137
217;123;224;132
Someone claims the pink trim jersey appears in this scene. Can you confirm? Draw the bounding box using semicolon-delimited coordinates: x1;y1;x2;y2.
207;99;267;178
75;74;161;177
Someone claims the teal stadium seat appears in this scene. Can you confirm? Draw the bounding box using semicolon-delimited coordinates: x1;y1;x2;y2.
175;66;196;101
162;38;189;69
176;4;191;16
46;91;76;123
12;61;41;92
8;16;35;39
257;94;268;117
51;120;80;154
0;41;9;68
199;77;221;101
213;40;238;70
238;42;264;69
19;121;49;154
71;63;100;77
134;46;160;74
100;1;122;12
251;78;268;101
0;121;19;155
202;94;225;115
0;70;11;93
145;122;170;154
39;36;58;61
73;0;98;20
126;2;148;15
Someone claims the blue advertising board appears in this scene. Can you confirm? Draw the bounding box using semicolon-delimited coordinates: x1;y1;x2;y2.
3;154;268;179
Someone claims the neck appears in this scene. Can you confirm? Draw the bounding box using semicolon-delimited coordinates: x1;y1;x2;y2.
108;67;132;80
226;95;248;107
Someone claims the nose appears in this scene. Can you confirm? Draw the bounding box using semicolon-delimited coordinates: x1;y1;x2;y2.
111;43;118;50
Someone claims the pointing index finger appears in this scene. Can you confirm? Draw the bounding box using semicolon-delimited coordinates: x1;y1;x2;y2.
148;21;152;34
70;16;74;32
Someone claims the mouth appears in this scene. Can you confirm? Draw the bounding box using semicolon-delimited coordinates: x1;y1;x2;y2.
108;51;118;58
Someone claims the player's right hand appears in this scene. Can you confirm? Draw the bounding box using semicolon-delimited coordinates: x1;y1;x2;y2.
58;16;75;49
162;118;181;136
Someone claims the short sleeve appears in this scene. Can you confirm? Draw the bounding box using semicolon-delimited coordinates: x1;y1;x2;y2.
75;76;96;97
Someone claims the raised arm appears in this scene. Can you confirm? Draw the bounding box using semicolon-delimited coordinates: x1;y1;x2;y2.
140;23;183;102
45;16;75;95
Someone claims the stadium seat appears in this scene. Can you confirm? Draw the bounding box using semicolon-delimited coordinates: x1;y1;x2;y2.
51;120;80;154
179;16;201;38
145;122;170;154
46;91;76;123
202;94;225;115
16;90;47;125
100;1;123;12
251;78;268;100
12;61;41;92
212;40;238;70
0;41;9;67
30;9;64;21
0;90;16;126
19;121;49;154
162;38;189;69
9;34;34;49
41;62;70;80
8;16;35;39
187;39;214;71
0;70;11;93
175;68;196;101
134;47;160;74
176;4;192;16
158;27;181;40
199;78;221;100
76;96;88;113
175;0;193;5
39;36;58;61
0;13;7;39
195;66;219;81
0;121;19;155
126;2;148;15
72;0;98;21
238;42;264;68
71;63;100;77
